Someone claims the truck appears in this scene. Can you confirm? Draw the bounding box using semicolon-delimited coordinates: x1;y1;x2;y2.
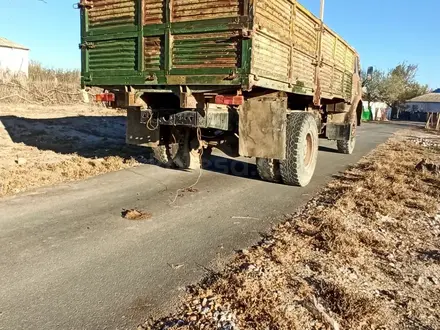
77;0;366;186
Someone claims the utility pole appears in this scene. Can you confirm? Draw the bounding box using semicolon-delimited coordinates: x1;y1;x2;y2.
320;0;325;22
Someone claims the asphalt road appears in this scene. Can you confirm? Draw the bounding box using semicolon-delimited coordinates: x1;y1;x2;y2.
0;123;401;330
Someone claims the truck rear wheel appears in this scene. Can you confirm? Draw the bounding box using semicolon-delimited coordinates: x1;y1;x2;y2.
280;112;318;187
256;158;281;182
337;122;356;154
152;127;202;169
152;144;179;168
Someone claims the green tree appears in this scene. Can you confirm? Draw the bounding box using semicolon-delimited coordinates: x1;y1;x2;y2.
362;69;386;119
363;63;429;119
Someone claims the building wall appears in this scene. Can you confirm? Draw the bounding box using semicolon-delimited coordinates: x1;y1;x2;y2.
0;47;29;76
407;102;440;113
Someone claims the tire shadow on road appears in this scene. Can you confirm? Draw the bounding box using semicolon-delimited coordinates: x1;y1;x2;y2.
318;145;340;154
201;155;261;181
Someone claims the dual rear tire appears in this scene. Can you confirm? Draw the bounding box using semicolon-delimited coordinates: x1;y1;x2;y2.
152;127;201;169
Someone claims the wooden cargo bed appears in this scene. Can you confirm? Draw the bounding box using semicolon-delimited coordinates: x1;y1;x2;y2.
80;0;358;101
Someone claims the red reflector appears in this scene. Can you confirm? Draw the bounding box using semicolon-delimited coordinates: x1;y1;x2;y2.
215;95;244;106
95;93;115;102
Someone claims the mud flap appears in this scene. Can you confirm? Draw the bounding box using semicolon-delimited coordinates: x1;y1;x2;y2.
326;123;352;141
126;107;159;147
239;93;287;159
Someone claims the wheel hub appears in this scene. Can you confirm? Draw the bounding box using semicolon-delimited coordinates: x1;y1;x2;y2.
304;133;313;168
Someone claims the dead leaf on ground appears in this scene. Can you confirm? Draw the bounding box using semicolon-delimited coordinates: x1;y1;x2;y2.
121;209;152;221
168;263;185;270
183;187;199;193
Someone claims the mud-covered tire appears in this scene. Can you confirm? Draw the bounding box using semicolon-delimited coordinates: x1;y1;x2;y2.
152;144;179;168
280;112;319;187
337;137;356;154
256;158;281;182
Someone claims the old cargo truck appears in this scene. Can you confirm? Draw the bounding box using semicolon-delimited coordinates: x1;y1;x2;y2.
78;0;364;186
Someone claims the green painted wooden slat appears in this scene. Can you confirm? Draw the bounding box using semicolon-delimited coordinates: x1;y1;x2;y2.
91;70;142;77
174;53;237;60
143;25;167;37
171;17;249;34
87;25;138;36
89;52;135;59
136;0;144;72
170;68;239;75
86;32;138;42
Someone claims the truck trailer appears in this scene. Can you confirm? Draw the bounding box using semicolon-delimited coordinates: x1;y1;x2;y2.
78;0;364;186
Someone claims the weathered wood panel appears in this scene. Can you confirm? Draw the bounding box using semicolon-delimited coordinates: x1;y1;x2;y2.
252;32;290;82
252;0;358;100
88;0;136;27
88;39;138;71
172;32;241;69
254;0;293;40
144;37;165;71
171;0;243;22
144;0;165;25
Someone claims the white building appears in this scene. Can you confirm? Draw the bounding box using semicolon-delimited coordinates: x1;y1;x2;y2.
0;37;29;76
362;101;391;120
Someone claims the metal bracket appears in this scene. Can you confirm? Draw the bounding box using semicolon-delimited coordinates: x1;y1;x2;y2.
224;71;237;80
74;0;93;9
145;73;157;82
79;42;95;50
312;57;324;67
241;28;253;39
179;86;204;109
326;123;352;141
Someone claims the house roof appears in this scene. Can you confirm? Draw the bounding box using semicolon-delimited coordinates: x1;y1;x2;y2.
407;92;440;103
0;37;29;50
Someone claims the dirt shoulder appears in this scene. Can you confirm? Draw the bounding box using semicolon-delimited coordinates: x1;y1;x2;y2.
143;129;440;330
0;104;147;197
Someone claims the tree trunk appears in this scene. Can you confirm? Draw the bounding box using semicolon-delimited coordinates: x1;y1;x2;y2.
391;106;399;120
367;94;373;120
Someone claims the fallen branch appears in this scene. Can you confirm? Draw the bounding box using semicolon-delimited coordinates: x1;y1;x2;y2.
304;296;341;330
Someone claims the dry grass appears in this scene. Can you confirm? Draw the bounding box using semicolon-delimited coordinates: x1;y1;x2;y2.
143;129;440;330
0;61;100;105
0;155;140;196
0;104;147;197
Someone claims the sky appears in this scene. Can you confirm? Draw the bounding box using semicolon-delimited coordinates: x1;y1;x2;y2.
0;0;438;88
